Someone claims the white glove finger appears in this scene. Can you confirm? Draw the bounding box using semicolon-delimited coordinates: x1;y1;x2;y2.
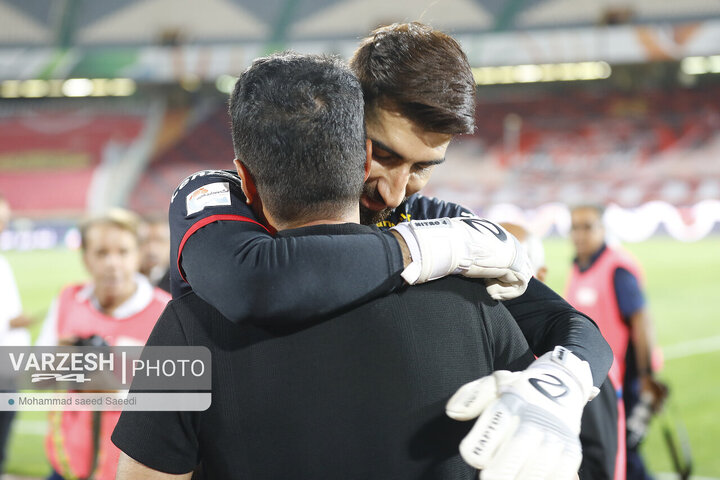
547;444;582;480
492;370;523;388
465;267;511;279
515;436;564;480
485;280;523;301
480;428;543;480
446;375;500;421
459;401;519;470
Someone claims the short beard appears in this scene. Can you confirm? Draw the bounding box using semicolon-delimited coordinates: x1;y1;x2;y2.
359;204;393;226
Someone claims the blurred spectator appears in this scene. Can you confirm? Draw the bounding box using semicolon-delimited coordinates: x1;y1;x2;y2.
565;205;668;480
502;221;623;480
0;194;32;474
138;216;171;293
36;208;170;480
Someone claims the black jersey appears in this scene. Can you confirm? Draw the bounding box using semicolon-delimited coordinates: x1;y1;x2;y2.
113;223;535;479
163;170;616;480
168;169;611;386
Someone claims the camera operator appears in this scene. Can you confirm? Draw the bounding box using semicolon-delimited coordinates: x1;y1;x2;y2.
36;208;170;480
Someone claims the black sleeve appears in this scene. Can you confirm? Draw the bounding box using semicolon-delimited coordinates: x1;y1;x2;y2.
579;378;619;480
502;278;613;388
480;294;535;373
111;303;200;474
169;170;405;324
183;222;404;325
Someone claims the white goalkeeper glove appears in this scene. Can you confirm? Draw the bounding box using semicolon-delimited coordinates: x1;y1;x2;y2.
446;346;600;480
391;217;533;300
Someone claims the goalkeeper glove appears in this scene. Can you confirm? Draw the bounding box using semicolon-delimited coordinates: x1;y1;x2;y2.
391;217;533;300
446;346;600;480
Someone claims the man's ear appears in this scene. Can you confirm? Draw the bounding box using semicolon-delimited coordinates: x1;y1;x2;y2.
81;249;90;272
536;266;548;284
234;159;257;205
364;138;373;182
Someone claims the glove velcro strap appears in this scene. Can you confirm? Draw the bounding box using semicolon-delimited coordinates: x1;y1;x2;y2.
393;219;460;284
543;346;598;403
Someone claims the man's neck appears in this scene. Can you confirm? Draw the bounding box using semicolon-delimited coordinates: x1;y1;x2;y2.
576;244;606;271
267;207;360;232
95;283;138;316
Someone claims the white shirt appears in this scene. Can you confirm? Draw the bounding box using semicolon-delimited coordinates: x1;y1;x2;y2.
35;274;155;347
0;254;30;347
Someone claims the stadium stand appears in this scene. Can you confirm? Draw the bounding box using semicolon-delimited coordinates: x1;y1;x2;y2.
423;83;720;211
127;101;234;214
0;101;148;215
2;81;718;217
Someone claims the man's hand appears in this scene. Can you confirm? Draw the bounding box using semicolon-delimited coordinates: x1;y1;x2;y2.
391;217;533;299
117;452;192;480
446;347;599;480
9;313;34;329
642;375;669;413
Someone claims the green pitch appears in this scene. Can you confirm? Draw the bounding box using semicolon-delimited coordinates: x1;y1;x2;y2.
544;236;720;478
2;237;719;477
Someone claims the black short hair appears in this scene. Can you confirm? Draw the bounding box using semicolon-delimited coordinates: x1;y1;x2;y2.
229;52;366;224
350;22;476;135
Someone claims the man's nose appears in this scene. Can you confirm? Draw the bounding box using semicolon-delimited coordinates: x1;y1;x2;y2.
103;253;124;269
376;166;410;209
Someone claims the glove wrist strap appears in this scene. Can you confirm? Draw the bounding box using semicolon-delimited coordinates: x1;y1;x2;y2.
392;222;424;284
544;346;599;402
392;219;457;284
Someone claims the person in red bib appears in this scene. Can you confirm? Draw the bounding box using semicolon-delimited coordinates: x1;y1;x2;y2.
565;205;667;480
36;209;170;480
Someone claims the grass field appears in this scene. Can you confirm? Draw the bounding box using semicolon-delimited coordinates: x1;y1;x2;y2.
2;236;719;478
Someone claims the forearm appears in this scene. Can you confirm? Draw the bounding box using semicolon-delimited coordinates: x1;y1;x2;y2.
503;278;613;388
388;229;413;267
117;453;192;480
183;222;405;325
629;310;655;377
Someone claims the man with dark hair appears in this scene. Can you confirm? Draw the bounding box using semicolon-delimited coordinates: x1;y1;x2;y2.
566;205;667;480
165;23;613;478
352;22;476;136
349;22;478;227
112;52;596;480
228;55;367;224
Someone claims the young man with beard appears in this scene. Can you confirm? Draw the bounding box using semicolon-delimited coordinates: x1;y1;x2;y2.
167;23;613;477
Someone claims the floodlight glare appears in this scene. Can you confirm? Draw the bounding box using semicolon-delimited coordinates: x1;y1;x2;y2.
514;65;543;83
62;78;94;97
106;78;137;96
216;74;237;94
681;57;708;75
1;80;21;98
20;79;50;98
48;80;64;97
709;56;720;74
473;61;612;85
